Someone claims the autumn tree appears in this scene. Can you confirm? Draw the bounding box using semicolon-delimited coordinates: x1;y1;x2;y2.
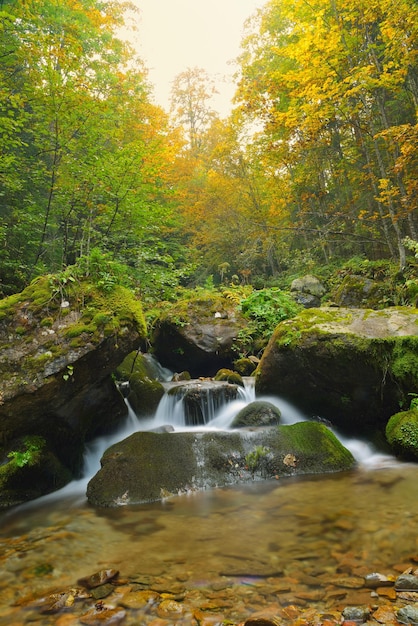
0;0;189;299
170;67;218;152
234;0;418;267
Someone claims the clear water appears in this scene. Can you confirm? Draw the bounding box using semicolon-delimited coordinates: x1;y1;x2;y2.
0;380;416;624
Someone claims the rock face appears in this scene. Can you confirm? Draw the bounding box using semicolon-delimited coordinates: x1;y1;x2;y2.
255;307;418;436
151;295;248;377
86;422;355;507
0;275;147;506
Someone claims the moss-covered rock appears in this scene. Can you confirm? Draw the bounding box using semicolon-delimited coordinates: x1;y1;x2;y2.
214;368;244;386
386;409;418;460
86;422;355;507
331;274;389;308
231;401;281;428
0;271;147;505
115;352;165;417
255;307;418;437
233;357;257;376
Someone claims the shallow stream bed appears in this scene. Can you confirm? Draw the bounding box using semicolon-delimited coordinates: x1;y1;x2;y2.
1;462;417;625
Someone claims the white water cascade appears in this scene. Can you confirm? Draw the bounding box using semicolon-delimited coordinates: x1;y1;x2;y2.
80;373;393;475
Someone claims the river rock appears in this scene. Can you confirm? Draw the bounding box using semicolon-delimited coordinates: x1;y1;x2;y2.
396;605;418;625
231;401;281;428
0;274;146;507
151;294;248;377
86;422;355;507
255;307;418;437
394;573;418;591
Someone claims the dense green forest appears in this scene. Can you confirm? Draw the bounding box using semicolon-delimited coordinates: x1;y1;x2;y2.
1;0;417;303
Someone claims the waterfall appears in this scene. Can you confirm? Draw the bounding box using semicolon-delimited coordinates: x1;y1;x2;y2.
153;379;251;428
76;368;396;485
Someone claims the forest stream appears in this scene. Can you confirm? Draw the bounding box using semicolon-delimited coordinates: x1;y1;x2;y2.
0;383;417;626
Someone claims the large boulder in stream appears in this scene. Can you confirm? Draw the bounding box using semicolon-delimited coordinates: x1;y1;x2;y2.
151;294;248;377
0;271;146;507
86;422;355;507
255;307;418;438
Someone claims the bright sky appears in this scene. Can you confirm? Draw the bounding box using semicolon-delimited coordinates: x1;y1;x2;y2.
124;0;265;116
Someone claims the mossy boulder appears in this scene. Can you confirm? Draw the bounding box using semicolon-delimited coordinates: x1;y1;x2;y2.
231;401;281;428
386;409;418;460
214;368;244;386
255;307;418;437
331;274;389;308
86;422;355;507
115;352;165;417
233;357;258;376
150;293;248;377
0;272;147;504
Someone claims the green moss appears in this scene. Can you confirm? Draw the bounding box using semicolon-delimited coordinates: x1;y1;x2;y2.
391;341;418;380
92;312;112;326
64;324;95;338
386;409;418;460
40;317;53;327
214;368;243;386
275;422;355;471
15;326;27;335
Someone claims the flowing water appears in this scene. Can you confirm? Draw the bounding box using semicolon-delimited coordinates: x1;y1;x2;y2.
0;376;417;625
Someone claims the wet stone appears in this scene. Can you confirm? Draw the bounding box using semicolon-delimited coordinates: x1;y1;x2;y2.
372;605;399;624
90;584;115;600
156;598;185;617
79;603;126;625
397;605;418;625
395;573;418;591
78;569;119;589
397;590;418;602
329;575;365;589
119;589;160;609
376;585;396;599
342;605;370;621
364;572;394;588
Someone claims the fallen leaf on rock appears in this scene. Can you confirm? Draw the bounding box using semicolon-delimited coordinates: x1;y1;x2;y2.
283;454;297;467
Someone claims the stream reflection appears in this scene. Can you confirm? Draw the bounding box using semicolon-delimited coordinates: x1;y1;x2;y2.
1;463;417;624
